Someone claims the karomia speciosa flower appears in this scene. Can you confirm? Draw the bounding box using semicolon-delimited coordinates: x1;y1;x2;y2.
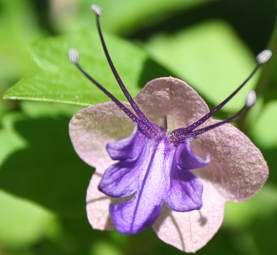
69;4;271;253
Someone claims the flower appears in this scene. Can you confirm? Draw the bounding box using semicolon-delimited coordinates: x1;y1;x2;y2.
68;5;270;253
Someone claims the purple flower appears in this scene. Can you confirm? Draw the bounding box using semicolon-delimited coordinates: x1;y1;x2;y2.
69;5;270;252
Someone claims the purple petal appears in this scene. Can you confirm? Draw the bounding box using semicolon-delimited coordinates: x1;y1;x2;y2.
165;139;209;212
175;139;210;171
110;195;161;234
110;138;174;234
99;129;148;197
106;127;146;161
154;180;226;253
166;171;203;212
98;160;141;198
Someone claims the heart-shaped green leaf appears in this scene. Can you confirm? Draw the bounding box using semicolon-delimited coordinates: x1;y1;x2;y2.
4;29;169;106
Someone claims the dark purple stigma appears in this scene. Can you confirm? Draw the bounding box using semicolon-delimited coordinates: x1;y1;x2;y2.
69;5;272;145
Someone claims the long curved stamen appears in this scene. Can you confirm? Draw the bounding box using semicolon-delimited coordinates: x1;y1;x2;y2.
69;49;140;124
174;90;257;144
91;5;150;123
172;49;272;138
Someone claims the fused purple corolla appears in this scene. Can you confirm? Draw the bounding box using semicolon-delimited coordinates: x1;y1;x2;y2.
99;128;208;234
69;4;271;253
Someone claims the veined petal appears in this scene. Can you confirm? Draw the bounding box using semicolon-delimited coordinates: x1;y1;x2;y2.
69;102;134;172
110;139;174;234
166;171;203;212
154;180;225;253
165;140;208;212
106;127;147;161
98;161;140;197
175;139;210;171
193;121;269;201
136;77;209;131
99;129;149;197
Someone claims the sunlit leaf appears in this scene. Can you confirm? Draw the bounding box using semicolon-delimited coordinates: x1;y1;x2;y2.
224;185;277;228
0;0;42;84
0;113;55;247
251;101;277;148
0;191;55;247
0;114;26;167
90;241;123;255
249;101;277;184
21;101;81;118
146;21;257;111
4;29;169;106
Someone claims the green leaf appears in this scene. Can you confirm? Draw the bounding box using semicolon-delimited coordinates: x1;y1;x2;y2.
0;102;97;253
250;101;277;148
249;100;277;184
0;0;43;119
0;114;26;167
0;108;91;217
0;112;56;247
4;29;169;106
90;241;123;255
0;191;55;247
21;101;81;118
0;0;42;83
146;20;257;112
224;185;277;228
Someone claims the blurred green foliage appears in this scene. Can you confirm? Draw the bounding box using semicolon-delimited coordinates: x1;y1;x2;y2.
0;0;276;254
146;20;256;111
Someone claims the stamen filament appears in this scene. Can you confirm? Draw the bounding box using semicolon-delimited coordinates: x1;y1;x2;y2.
174;90;257;144
173;49;271;138
173;65;259;137
190;107;247;137
69;49;140;124
92;5;149;123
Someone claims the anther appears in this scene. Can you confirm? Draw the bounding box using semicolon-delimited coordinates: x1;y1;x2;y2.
245;90;256;108
256;49;272;65
69;48;79;64
91;4;102;16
